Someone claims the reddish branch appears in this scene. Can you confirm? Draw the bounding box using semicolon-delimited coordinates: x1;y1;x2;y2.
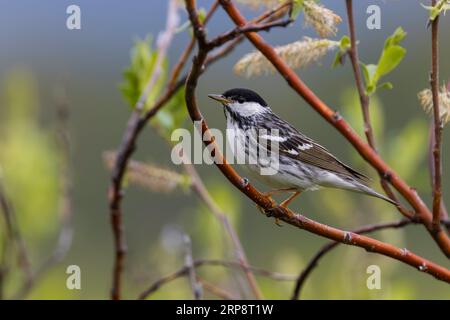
430;0;443;233
428;122;450;234
183;0;450;285
219;0;450;257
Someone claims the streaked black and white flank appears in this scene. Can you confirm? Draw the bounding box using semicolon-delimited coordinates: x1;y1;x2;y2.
208;88;395;205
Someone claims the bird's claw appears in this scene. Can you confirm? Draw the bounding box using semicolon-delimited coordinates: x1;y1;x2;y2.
274;218;282;227
256;205;283;226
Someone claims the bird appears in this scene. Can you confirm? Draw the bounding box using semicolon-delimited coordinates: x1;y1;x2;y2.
208;87;396;210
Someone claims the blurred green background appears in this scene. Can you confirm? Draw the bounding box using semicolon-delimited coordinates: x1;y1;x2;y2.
0;0;449;299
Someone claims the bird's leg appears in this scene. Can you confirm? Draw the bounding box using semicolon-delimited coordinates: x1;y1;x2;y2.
257;188;299;226
269;191;302;226
280;191;302;208
261;187;297;198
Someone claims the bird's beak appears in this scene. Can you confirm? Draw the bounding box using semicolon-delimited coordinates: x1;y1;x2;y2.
208;94;231;105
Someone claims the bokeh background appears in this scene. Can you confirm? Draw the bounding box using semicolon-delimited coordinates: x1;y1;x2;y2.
0;0;449;299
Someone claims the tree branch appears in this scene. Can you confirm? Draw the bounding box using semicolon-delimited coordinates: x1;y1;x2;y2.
430;0;443;233
183;235;202;300
196;276;237;300
219;0;450;257
208;18;293;49
428;121;450;234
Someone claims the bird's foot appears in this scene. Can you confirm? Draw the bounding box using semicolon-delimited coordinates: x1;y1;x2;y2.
279;191;301;209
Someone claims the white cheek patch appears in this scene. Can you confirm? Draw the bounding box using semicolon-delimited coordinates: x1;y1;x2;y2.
228;102;268;117
298;143;313;150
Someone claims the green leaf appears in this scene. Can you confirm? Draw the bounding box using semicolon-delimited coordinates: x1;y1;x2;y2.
198;8;207;24
290;0;305;20
332;51;342;68
361;63;377;93
332;35;351;68
383;27;407;49
361;27;406;95
339;35;351;51
120;36;168;111
376;46;406;79
378;82;393;90
421;1;450;21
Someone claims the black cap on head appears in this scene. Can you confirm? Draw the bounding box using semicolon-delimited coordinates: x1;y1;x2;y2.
222;88;268;106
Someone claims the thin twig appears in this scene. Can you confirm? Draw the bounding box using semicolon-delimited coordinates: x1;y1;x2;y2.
138;259;297;300
196;276;237;300
208;18;292;49
219;0;450;257
430;0;443;233
291;219;413;300
428;121;450;234
183;235;202;300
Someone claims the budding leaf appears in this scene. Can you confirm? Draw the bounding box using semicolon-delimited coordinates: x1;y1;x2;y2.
120;36;168;110
332;35;351;68
378;82;394;91
376;45;406;79
290;0;305;20
421;0;450;21
361;27;406;95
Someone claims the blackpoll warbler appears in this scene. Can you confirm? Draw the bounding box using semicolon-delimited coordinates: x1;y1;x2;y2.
208;88;396;208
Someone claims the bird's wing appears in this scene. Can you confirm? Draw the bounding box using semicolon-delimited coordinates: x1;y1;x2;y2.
281;134;370;184
257;113;370;185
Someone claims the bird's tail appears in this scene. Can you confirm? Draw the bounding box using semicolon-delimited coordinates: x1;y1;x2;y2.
353;183;398;206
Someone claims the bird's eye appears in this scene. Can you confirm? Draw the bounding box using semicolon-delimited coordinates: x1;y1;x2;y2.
237;98;245;103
